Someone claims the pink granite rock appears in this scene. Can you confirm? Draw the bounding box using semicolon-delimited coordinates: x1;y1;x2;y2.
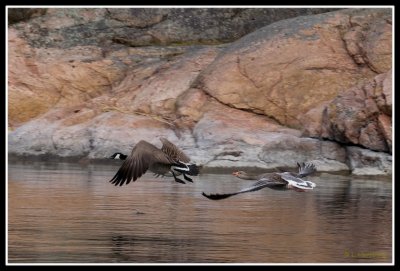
8;8;392;175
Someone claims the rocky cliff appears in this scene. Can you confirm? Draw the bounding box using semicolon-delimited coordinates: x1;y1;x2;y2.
8;8;392;176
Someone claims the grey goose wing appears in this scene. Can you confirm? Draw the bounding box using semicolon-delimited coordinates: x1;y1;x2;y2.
202;178;285;200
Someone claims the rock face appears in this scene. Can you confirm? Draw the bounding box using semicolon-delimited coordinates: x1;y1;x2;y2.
196;9;391;129
8;8;392;176
320;70;392;153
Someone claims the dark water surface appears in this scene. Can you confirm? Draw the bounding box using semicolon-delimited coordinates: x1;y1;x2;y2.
7;161;393;264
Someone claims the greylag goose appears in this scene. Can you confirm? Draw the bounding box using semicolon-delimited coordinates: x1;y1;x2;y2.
202;162;317;200
109;138;199;186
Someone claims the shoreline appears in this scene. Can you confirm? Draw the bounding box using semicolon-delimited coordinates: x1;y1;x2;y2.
7;153;392;179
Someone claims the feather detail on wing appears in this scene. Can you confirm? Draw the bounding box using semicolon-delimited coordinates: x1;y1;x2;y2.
160;137;190;163
296;162;317;178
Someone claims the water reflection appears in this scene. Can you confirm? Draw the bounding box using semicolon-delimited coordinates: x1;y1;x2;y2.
7;161;392;264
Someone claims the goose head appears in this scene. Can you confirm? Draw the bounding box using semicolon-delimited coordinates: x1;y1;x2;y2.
109;153;127;160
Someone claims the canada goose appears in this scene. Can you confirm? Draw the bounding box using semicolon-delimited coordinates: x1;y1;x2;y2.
109;138;200;186
202;162;317;200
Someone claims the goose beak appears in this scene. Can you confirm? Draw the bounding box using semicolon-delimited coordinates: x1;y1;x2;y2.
232;171;239;176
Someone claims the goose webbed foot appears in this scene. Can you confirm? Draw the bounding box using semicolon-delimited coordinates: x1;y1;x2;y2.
172;171;186;184
174;177;186;184
183;174;193;182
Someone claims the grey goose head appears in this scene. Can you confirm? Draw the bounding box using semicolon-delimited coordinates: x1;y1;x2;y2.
109;138;200;186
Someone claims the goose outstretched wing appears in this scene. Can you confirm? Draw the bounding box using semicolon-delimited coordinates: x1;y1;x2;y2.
202;178;286;200
110;140;172;186
160;137;190;163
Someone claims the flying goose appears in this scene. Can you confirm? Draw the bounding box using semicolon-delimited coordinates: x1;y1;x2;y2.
202;162;317;200
109;138;199;186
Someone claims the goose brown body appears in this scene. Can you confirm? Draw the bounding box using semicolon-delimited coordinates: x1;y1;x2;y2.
109;138;199;186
